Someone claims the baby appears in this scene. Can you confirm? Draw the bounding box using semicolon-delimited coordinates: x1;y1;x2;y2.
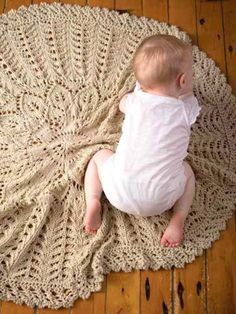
83;34;201;248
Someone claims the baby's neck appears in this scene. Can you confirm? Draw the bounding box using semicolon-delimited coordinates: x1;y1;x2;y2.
141;85;180;99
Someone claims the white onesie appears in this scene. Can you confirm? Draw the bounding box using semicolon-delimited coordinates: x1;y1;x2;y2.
100;82;201;217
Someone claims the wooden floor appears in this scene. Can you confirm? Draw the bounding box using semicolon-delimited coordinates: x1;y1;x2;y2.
0;0;235;313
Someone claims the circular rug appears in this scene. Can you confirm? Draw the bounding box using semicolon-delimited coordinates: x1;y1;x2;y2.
0;2;235;309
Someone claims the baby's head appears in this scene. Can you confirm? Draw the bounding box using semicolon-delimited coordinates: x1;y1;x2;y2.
132;34;193;95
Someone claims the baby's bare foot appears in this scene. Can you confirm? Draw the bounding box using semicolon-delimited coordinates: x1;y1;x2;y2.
160;208;188;247
84;199;102;234
160;223;184;247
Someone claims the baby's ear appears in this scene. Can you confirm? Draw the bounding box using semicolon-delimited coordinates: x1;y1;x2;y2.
177;72;186;89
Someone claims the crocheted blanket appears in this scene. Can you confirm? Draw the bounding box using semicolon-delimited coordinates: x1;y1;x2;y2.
0;2;235;309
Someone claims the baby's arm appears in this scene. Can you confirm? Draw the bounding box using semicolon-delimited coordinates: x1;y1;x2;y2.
119;92;132;114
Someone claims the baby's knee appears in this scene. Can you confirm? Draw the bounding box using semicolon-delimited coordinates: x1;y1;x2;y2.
93;149;114;176
93;148;113;160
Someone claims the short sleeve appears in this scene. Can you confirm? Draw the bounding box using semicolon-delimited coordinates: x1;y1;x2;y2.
120;92;134;114
182;95;202;125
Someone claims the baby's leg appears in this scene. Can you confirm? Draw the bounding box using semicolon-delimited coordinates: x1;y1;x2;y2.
160;161;195;247
83;148;114;234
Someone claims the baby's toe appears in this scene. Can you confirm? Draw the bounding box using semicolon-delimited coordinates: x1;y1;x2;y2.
166;240;172;247
160;237;169;247
84;225;96;234
89;227;97;234
172;241;181;247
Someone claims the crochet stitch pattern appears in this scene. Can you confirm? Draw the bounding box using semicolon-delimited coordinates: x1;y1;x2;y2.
0;2;235;309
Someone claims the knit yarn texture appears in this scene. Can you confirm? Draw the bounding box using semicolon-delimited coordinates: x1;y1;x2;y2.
0;2;235;309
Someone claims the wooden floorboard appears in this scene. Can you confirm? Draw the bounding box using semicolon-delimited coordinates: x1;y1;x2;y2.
195;1;235;314
0;0;235;313
169;2;206;313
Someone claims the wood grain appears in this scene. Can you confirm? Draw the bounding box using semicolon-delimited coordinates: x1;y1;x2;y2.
169;0;198;45
143;0;168;21
140;269;172;314
106;271;140;314
206;217;236;314
195;1;236;313
196;0;226;73
115;0;142;16
62;0;86;5
33;0;61;4
38;306;70;314
222;0;236;94
87;0;114;9
1;301;35;314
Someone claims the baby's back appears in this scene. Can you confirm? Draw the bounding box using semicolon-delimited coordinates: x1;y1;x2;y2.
114;91;190;187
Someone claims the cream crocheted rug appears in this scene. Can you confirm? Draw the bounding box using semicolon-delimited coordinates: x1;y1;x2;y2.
0;2;235;309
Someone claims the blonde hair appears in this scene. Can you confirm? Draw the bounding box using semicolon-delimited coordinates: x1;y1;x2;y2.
132;34;191;89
